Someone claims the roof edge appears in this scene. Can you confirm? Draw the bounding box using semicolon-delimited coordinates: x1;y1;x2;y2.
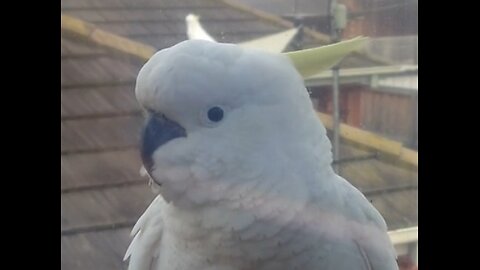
61;14;156;61
308;65;418;80
318;112;418;168
219;0;331;43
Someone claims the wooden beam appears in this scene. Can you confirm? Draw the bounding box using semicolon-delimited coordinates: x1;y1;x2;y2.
388;226;418;245
317;112;418;167
61;14;156;61
399;148;418;167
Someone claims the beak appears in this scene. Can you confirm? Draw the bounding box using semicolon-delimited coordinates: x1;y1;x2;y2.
140;113;186;176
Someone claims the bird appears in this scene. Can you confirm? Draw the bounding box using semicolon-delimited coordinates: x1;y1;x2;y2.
185;14;216;42
124;39;398;270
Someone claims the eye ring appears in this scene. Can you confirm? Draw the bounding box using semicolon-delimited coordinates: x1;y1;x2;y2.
200;105;226;127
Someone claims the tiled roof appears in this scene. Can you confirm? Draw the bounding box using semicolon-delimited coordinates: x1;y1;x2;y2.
62;0;293;48
61;36;152;269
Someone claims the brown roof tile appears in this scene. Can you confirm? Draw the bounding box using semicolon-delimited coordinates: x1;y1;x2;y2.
61;149;142;190
61;116;142;153
61;56;140;88
61;228;130;270
61;85;139;119
61;184;154;231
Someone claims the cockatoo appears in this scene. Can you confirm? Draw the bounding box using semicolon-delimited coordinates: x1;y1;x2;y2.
124;39;398;270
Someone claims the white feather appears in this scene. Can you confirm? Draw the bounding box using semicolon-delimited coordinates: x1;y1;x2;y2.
185;14;216;42
124;195;165;270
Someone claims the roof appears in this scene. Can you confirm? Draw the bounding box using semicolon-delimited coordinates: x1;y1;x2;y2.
61;0;388;65
305;64;418;93
61;0;417;269
61;0;298;48
337;144;417;231
61;36;151;270
377;74;418;91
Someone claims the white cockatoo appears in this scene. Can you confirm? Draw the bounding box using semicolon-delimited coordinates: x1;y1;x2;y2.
125;40;398;270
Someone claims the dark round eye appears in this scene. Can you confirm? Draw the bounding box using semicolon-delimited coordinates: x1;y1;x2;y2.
207;106;224;122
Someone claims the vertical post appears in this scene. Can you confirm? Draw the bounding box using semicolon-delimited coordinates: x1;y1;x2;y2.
332;64;340;172
330;0;340;172
329;1;347;173
411;91;418;149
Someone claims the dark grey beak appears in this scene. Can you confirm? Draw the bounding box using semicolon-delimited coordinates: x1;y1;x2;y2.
140;113;186;175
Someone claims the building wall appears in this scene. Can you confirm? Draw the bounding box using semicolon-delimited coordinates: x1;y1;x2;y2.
340;0;418;38
312;85;417;149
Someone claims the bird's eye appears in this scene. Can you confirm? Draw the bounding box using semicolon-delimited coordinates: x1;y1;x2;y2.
207;106;224;122
200;105;227;127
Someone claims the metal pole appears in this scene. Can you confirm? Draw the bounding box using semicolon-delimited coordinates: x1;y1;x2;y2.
332;64;340;172
330;0;341;172
332;54;340;171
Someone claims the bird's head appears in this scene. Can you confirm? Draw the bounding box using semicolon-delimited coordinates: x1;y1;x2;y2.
136;40;332;207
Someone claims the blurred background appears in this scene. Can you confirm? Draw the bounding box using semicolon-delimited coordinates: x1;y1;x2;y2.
61;0;418;269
